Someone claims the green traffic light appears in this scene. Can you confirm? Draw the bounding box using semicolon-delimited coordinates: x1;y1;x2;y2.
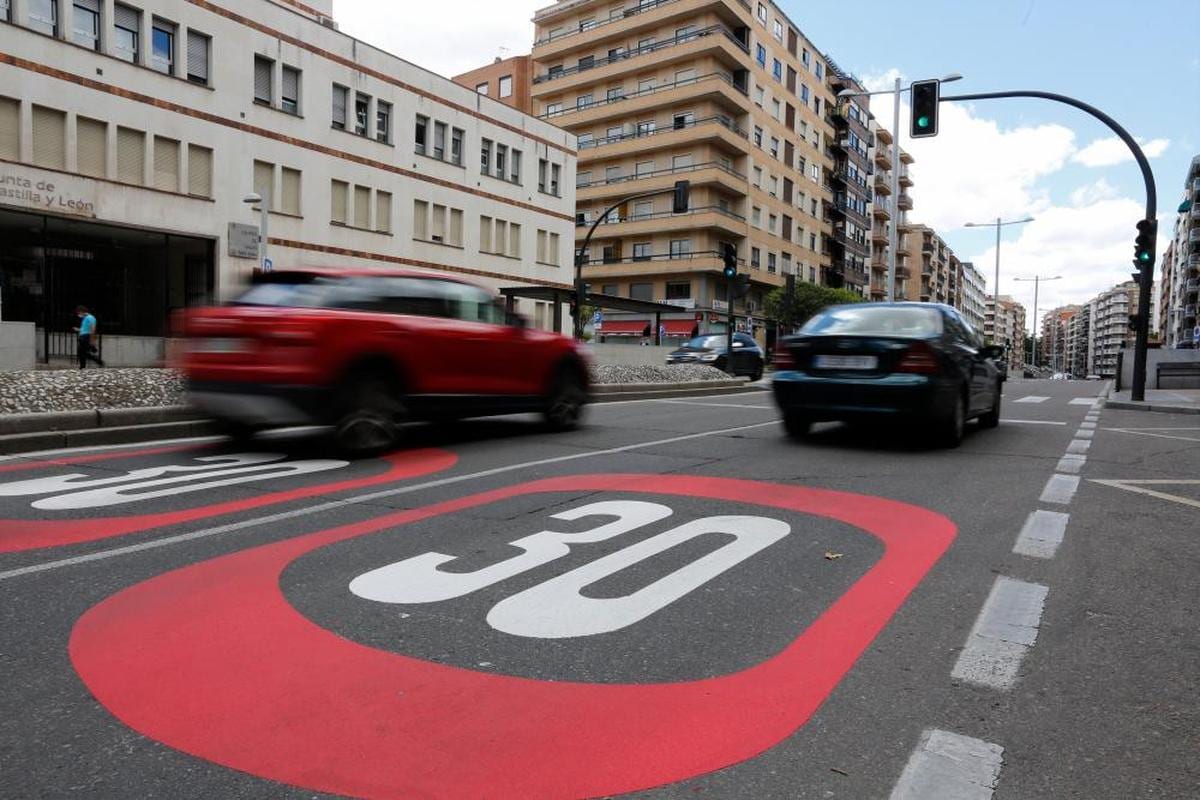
1138;251;1151;263
916;115;931;129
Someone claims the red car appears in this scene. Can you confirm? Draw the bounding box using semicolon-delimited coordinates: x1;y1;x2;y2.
180;269;590;453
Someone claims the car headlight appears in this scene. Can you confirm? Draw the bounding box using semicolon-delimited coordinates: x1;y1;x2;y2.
699;353;719;362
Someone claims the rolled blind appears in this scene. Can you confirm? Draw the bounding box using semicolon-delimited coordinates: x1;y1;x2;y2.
479;216;492;253
254;57;272;103
114;3;138;30
253;160;273;207
508;223;520;258
0;97;19;160
75;0;99;11
116;126;144;184
331;85;347;128
375;191;391;233
353;185;370;229
449;209;463;246
431;204;446;241
330;180;348;223
187;144;212;197
280;167;300;215
31;106;66;170
186;31;209;82
281;67;299;103
413;200;428;239
76;116;107;178
153;136;180;191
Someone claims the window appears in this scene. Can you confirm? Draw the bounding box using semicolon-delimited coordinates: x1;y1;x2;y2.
253;56;273;105
770;137;779;159
548;232;559;266
434;122;446;160
815;62;824;80
414;115;428;154
187;144;212;197
451;127;464;166
769;176;778;196
753;126;763;147
480;138;491;173
633;243;652;262
768;253;777;273
800;84;810;105
538;159;549;192
638;78;655;93
550;163;561;195
607;85;624;101
636;160;654;177
802;48;811;67
495;143;506;177
753;167;762;187
281;66;300;115
751;247;761;268
252;160;274;209
773;59;782;82
673;112;694;130
113;4;138;62
152;136;179;192
755;44;766;67
449;208;464;246
354;185;370;228
633;201;653;220
376;101;391;143
412;199;428;239
494;220;507;255
151;19;175;74
666;282;691;299
629;283;653;301
475;82;488;95
773;19;783;41
332;85;348;129
376;191;391;233
768;213;777;234
669;239;692;259
76;116;106;178
536;230;548;263
328;178;348;221
576;170;591;187
354;93;370;136
479;216;494;253
578;55;594;71
31;106;66;170
636;119;655;136
509;148;521;183
28;0;57;36
754;85;764;106
498;75;513;98
757;3;767;23
546;102;562;115
72;0;100;50
671;154;691;170
115;126;144;184
508;223;520;258
577;93;594;110
186;30;210;84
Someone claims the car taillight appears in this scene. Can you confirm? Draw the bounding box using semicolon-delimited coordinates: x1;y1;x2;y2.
895;342;939;374
773;348;796;370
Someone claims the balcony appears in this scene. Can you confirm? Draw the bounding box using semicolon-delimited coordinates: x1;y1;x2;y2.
922;239;935;254
874;148;893;171
832;229;871;257
873;196;892;220
543;72;750;127
871;225;889;244
577;247;740;280
1194;177;1200;195
574;204;747;239
873;172;892;195
870;284;887;299
578;160;747;203
895;264;912;279
898;167;913;188
1186;279;1200;297
578;114;747;159
897;193;913;211
1191;204;1200;221
1190;228;1200;244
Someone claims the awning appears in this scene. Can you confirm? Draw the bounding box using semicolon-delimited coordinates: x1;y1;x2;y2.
662;320;698;336
596;320;650;336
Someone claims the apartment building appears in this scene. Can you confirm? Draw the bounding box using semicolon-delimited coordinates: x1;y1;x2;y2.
990;294;1026;372
1157;154;1200;348
866;124;914;302
0;0;576;365
903;224;956;305
528;0;841;341
453;55;535;114
826;71;872;296
958;261;987;332
1065;304;1091;378
1085;281;1140;377
1040;306;1079;374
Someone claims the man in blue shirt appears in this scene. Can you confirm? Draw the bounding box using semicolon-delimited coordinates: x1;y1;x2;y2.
74;305;105;369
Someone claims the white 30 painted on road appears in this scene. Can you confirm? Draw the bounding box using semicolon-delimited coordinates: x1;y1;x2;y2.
350;500;792;639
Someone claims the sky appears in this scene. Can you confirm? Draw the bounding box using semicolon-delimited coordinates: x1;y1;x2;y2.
332;0;1200;327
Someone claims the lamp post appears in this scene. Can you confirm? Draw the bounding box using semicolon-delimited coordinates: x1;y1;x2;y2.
964;216;1034;345
243;193;270;272
1013;274;1062;371
837;73;962;302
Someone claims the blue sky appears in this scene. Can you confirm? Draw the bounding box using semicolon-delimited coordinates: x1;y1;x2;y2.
336;0;1200;321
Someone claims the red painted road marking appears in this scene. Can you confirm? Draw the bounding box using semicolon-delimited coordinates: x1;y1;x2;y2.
0;448;457;553
70;475;957;799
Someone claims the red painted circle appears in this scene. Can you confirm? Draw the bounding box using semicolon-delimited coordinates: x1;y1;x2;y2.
0;447;458;553
70;475;956;799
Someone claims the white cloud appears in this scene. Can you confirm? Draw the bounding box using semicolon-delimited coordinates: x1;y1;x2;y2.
1069;178;1119;206
332;0;543;78
1072;136;1170;167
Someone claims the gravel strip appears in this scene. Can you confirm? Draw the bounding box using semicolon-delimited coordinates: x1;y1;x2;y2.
0;365;733;415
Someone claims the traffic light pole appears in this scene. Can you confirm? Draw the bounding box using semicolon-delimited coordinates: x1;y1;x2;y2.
726;280;735;369
941;90;1158;401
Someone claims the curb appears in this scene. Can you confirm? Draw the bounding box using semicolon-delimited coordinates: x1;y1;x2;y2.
0;420;224;456
1101;381;1200;415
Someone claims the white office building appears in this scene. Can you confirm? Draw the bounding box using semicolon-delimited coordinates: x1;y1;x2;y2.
0;0;577;366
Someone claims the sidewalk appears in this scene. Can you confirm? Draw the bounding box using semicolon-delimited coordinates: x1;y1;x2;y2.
1105;387;1200;415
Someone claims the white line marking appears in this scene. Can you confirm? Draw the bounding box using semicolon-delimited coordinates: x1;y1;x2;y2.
890;728;1005;800
1105;428;1200;443
1013;509;1070;559
593;389;767;407
951;576;1049;690
1014;396;1050;404
0;436;220;463
1056;455;1086;474
0;421;780;582
1079;422;1097;430
1070;397;1099;405
1074;429;1095;440
657;400;772;410
1091;480;1200;510
999;419;1067;426
1066;439;1092;455
1040;474;1081;505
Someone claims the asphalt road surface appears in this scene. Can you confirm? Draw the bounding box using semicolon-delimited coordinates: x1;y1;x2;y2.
1;379;1196;799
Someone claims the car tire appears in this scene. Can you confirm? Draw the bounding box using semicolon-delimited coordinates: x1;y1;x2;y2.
782;410;811;440
978;382;1002;429
936;391;967;448
544;368;587;432
750;363;764;382
334;373;405;457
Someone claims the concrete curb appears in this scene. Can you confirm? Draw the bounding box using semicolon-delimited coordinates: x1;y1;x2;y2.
0;420;224;456
1101;381;1200;415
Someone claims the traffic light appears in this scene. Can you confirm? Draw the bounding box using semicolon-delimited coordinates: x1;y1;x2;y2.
733;273;752;299
722;243;738;279
1133;219;1157;268
672;180;691;214
910;79;940;138
572;278;589;318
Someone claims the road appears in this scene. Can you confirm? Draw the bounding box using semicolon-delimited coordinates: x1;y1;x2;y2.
0;379;1196;799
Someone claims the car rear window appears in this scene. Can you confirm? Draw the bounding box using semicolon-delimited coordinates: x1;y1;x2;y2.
801;305;944;337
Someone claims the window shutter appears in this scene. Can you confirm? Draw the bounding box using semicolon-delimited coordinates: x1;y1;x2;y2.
186;31;209;83
431;204;446;241
153;136;180;191
0;97;20;161
450;209;463;246
116;126;145;184
508;223;520;258
253;159;274;207
114;3;138;29
76;0;99;12
331;85;347;128
188;144;212;197
479;216;492;253
330;179;348;223
375;191;391;233
254;57;272;103
413;199;428;240
281;67;299;103
31;106;66;170
281;167;300;215
76;117;107;178
354;185;370;229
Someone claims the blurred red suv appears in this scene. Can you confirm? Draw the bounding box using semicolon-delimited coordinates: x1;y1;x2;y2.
179;269;591;453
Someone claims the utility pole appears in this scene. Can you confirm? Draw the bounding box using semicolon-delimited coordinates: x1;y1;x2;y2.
1014;275;1062;371
965;216;1035;342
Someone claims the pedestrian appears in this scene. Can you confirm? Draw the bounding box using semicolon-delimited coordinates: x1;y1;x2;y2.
73;305;105;369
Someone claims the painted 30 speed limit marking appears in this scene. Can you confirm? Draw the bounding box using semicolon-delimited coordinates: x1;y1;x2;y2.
71;474;957;799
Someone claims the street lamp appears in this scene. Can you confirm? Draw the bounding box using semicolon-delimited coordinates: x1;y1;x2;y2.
964;216;1034;344
243;192;270;272
1013;274;1062;371
837;73;962;302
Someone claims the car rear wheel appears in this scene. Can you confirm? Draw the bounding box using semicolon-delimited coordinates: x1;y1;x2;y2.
544;369;587;431
978;382;1002;429
334;374;405;457
782;410;811;440
936;392;967;448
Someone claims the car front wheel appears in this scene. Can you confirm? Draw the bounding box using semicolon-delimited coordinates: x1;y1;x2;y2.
978;382;1002;429
936;392;967;448
544;369;587;431
782;410;811;440
334;374;405;456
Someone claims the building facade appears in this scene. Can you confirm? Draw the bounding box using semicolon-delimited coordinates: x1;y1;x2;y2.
453;55;535;115
1085;282;1140;378
866;124;914;303
903;224;956;305
1040;306;1079;374
989;294;1026;372
958;260;987;333
1065;304;1091;378
1157;154;1200;348
528;0;843;343
0;0;576;365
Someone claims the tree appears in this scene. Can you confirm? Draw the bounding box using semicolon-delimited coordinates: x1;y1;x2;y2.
765;283;865;332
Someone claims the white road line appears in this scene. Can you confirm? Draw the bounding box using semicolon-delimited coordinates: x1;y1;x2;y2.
1056;455;1087;474
1070;397;1099;405
1000;419;1067;426
657;400;773;410
0;420;780;582
1013;509;1071;559
951;576;1049;690
1079;422;1097;430
0;436;220;463
1091;480;1200;510
1075;429;1095;440
593;390;767;408
890;729;1005;800
1105;428;1200;443
1014;396;1050;404
1066;439;1092;455
1040;474;1081;505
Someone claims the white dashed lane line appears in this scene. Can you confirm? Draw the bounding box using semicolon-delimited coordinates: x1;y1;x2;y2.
1013;509;1071;559
1066;439;1092;455
1014;396;1050;404
951;576;1050;691
1040;474;1081;505
1056;454;1087;474
890;729;1005;800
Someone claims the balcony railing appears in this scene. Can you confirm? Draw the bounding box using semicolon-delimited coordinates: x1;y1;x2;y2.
534;0;753;47
534;24;749;85
540;71;746;120
575;204;746;227
897;193;913;211
578;114;747;150
578;248;744;268
577;160;746;190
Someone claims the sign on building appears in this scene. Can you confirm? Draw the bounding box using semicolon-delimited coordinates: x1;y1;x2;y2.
227;223;260;259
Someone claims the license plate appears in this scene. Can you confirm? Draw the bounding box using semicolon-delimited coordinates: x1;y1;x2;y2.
813;355;878;370
192;337;248;354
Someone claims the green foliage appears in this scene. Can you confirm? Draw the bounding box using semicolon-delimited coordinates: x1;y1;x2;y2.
765;283;866;331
